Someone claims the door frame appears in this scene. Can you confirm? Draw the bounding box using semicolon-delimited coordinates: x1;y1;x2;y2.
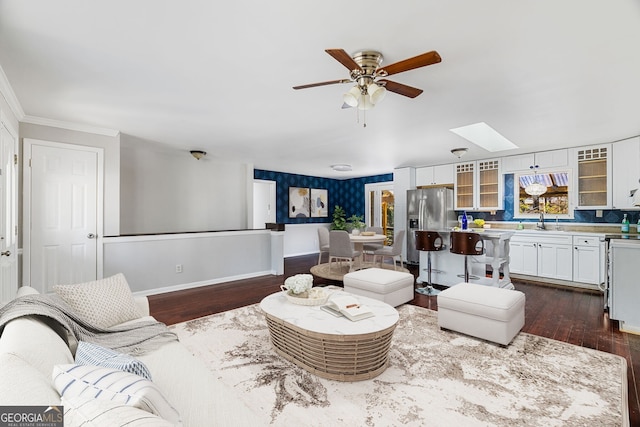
22;138;105;286
252;179;276;229
0;110;18;297
364;181;394;230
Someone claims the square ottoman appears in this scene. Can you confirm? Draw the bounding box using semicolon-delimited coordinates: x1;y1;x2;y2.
437;282;525;346
343;268;414;307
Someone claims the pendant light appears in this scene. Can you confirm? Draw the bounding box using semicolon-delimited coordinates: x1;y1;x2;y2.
525;165;547;196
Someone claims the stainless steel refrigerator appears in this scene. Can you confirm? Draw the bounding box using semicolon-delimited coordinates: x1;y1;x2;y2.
406;187;457;264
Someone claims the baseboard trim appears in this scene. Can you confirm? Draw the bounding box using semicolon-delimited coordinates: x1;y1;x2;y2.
133;270;274;297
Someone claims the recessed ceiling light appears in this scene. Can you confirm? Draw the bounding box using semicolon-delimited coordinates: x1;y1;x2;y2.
331;164;352;172
450;122;518;152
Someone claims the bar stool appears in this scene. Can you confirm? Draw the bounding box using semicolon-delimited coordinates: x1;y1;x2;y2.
450;231;485;283
415;230;444;296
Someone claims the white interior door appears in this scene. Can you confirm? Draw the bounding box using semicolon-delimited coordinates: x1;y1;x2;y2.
0;119;18;301
24;140;103;292
253;180;276;228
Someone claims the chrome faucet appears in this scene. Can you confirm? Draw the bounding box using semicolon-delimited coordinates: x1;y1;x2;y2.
536;212;545;230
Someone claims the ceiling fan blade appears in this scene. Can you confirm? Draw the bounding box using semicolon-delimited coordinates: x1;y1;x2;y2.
379;80;424;98
379;51;441;76
325;49;363;72
293;79;351;90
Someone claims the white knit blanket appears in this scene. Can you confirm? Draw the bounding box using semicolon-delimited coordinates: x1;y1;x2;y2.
0;294;176;354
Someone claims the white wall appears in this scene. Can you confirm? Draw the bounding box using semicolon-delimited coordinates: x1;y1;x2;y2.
120;136;250;235
103;230;274;294
284;223;330;258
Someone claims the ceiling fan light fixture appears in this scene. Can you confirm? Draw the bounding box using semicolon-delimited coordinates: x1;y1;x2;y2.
357;94;375;110
368;82;386;104
343;86;361;107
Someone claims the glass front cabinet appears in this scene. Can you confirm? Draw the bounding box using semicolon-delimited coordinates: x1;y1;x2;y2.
572;144;612;209
454;159;503;211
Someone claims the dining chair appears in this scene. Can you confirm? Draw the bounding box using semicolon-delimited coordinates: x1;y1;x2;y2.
329;230;362;273
362;226;384;260
317;227;330;265
372;230;406;270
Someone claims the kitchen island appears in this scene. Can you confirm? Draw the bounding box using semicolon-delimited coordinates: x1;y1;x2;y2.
417;229;514;289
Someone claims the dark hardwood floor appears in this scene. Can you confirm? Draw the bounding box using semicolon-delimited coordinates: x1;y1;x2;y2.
148;254;640;426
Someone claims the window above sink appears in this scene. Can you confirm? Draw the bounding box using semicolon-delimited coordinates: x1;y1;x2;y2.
514;169;574;219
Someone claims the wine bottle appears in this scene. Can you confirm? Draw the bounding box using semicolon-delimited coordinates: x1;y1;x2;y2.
462;211;468;230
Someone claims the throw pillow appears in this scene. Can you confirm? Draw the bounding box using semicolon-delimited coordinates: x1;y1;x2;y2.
52;364;181;425
62;396;175;427
53;273;142;329
75;341;152;380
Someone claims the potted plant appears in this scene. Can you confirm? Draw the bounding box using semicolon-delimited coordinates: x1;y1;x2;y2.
330;205;347;230
348;214;365;235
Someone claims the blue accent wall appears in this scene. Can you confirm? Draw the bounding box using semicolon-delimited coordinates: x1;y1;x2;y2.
254;169;393;224
256;169;639;227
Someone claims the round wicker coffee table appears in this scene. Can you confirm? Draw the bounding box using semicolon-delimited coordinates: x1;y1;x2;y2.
259;289;399;382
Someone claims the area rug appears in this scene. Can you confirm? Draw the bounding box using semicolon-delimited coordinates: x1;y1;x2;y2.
169;304;629;427
310;262;410;281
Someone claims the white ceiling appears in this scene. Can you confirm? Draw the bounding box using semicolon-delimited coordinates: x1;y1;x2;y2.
1;0;639;178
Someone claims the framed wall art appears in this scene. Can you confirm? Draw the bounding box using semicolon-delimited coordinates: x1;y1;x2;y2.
310;188;328;217
289;187;310;218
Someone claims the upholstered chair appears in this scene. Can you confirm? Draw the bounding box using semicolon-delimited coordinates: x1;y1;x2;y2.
372;230;406;270
329;230;362;273
317;227;330;265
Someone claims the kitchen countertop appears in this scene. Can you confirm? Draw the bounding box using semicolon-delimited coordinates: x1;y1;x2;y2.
604;234;640;241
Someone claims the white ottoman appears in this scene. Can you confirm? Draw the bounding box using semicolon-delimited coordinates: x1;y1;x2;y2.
343;268;414;307
437;282;525;346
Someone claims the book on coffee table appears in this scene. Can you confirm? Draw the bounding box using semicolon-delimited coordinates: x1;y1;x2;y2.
321;295;374;321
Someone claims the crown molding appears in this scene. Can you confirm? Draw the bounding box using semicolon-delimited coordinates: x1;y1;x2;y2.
0;64;119;137
22;115;120;137
0;64;25;120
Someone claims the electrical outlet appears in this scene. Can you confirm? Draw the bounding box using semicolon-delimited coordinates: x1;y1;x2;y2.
596;210;603;218
175;264;183;273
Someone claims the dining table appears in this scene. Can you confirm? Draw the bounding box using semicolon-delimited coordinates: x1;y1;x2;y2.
349;233;387;268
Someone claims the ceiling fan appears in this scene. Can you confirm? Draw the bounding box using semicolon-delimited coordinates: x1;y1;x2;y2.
293;49;441;110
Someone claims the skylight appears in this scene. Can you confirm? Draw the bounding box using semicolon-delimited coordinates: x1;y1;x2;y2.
450;122;519;152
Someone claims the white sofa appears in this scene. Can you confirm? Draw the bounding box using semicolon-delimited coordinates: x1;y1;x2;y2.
0;279;264;426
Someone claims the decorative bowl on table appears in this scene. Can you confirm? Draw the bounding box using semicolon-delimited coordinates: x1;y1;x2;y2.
281;287;329;306
361;231;376;236
280;274;329;306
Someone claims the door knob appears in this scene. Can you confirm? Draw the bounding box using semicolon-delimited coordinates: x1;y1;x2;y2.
87;233;96;239
1;250;10;256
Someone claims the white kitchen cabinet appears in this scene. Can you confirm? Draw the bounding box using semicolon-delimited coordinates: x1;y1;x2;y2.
572;235;601;285
612;136;640;209
415;164;454;187
509;231;572;281
501;149;568;174
571;144;612;209
508;239;538;275
501;154;535;174
454;159;503;211
538;243;572;281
